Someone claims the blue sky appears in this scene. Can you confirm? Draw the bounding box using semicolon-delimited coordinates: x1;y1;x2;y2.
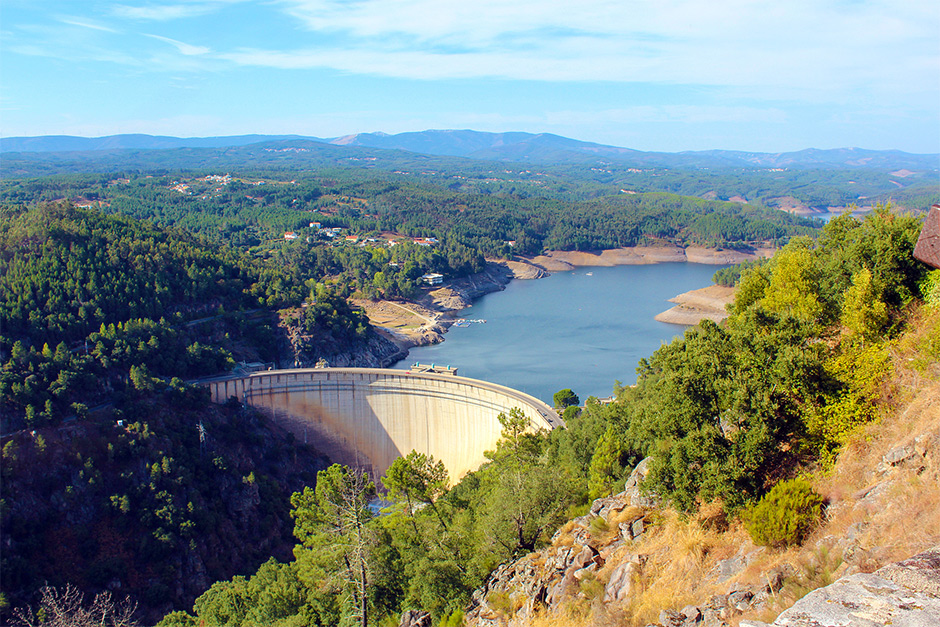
2;0;938;152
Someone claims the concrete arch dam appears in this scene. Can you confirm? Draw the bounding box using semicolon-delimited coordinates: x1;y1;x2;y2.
203;368;560;481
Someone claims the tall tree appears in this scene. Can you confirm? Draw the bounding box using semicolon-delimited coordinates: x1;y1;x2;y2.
291;465;376;627
553;388;579;410
383;451;449;531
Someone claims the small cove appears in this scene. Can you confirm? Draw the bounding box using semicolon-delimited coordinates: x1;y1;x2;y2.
395;262;729;404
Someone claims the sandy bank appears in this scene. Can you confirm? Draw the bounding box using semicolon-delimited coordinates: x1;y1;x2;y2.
654;284;736;326
525;245;772;271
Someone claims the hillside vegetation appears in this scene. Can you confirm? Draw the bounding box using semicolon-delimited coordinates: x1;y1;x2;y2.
512;299;939;627
2;135;937;214
0;167;822;255
0;203;385;433
1;148;935;627
148;207;935;627
0;387;332;625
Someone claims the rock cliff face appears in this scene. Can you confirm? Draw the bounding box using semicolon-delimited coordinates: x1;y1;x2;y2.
278;316;408;368
315;331;409;368
464;459;662;626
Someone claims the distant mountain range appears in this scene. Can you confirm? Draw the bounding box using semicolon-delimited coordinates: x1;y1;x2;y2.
2;130;938;171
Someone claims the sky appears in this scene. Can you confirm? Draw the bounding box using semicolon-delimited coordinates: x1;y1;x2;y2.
1;0;939;153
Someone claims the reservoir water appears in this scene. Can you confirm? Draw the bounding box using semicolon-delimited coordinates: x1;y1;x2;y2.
395;262;728;404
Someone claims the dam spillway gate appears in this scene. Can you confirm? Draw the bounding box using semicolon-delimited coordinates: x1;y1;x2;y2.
202;368;560;482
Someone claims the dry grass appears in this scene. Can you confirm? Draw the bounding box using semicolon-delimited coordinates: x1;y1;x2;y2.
588;506;646;545
591;512;749;627
609;506;645;528
553;520;579;547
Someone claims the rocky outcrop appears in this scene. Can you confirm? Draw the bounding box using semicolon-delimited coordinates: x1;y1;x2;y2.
322;331;410;367
279;318;408;369
422;263;515;313
653;566;790;627
398;609;432;627
499;259;548;280
741;546;940;627
621;456;658;508
464;459;657;627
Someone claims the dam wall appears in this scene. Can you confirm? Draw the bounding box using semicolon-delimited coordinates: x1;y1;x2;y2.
203;368;560;482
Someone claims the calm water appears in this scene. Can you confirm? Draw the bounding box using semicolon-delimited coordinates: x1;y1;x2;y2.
394;263;728;404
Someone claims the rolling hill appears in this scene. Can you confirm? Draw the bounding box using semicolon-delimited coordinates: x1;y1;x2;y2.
3;130;937;171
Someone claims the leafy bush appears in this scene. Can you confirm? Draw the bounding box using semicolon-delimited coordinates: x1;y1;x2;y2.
440;609;464;627
921;269;940;308
745;479;823;548
802;342;892;466
712;258;768;287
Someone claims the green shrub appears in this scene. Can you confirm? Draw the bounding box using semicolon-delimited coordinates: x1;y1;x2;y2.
553;388;579;409
578;571;605;600
440;609;464;627
562;404;581;422
803;342;891;466
745;479;823;548
485;591;513;617
921;269;940;308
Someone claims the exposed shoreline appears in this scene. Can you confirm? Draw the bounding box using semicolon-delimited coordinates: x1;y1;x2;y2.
654;284;737;326
522;244;773;272
359;245;763;361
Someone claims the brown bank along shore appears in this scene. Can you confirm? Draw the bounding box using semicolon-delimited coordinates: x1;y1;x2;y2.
355;244;772;357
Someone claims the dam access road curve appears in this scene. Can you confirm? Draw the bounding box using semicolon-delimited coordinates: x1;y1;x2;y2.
203;368;560;482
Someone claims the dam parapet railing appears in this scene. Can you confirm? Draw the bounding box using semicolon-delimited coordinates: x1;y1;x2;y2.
201;368;560;482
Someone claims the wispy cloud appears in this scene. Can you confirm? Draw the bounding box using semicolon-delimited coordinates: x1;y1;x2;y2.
145;34;210;56
256;0;938;94
8;20;142;66
112;1;246;22
57;16;119;33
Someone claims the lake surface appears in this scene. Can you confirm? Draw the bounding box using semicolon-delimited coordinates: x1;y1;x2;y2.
394;263;728;404
806;210;868;223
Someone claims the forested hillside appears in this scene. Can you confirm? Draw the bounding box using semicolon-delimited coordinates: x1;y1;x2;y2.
0;167;822;256
1;385;332;624
3;138;936;215
0;202;369;623
1;136;935;627
0;203;378;432
150;208;936;627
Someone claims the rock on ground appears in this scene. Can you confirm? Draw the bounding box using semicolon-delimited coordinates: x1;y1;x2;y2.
762;546;940;627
